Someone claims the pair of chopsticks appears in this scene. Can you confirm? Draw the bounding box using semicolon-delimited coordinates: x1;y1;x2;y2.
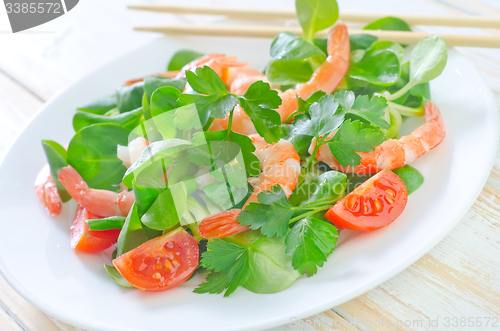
129;4;500;48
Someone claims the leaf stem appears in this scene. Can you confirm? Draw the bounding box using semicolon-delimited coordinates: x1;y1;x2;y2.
306;136;321;172
289;205;332;224
387;79;415;101
388;102;424;117
285;110;299;124
248;236;266;249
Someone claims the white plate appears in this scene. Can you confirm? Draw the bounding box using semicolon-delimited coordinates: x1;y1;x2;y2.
0;35;498;331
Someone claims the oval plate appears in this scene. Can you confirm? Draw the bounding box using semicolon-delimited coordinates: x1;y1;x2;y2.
0;35;498;331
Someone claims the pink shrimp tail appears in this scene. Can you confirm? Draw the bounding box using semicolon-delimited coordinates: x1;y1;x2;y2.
58;165;135;217
314;102;445;174
58;165;88;205
296;22;350;99
278;22;350;123
35;165;62;216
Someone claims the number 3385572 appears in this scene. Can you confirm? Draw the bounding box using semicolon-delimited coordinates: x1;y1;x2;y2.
5;2;61;14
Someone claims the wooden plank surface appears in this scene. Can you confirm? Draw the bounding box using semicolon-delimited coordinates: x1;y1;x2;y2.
0;0;499;330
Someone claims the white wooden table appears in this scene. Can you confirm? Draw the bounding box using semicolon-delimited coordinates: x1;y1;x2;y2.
0;0;499;330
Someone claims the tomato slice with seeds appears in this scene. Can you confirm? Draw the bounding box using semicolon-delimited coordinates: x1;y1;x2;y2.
112;228;199;291
325;169;408;231
198;209;250;239
70;205;120;252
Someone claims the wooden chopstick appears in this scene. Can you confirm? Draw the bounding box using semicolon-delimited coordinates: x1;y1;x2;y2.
133;25;500;48
128;4;500;29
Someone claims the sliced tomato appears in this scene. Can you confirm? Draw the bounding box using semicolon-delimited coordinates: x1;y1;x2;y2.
325;169;408;231
70;205;120;252
112;228;198;291
198;209;250;239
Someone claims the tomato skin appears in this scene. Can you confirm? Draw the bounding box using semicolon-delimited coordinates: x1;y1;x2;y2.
325;169;408;231
198;209;250;239
70;205;119;253
112;228;199;291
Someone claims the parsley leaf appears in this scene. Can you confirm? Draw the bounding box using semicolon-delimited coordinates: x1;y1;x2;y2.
327;119;385;167
185;66;227;95
285;217;339;276
183;67;238;122
335;91;389;129
188;130;260;177
237;185;295;238
194;240;251;297
200;240;248;272
238;81;282;143
173;103;202;130
292;94;344;138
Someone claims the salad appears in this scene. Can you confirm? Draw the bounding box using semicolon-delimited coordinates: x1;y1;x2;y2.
34;0;447;296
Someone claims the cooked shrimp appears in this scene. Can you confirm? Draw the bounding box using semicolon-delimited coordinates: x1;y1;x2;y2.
310;102;445;174
58;165;135;217
117;137;150;168
176;54;248;91
227;67;266;95
198;136;301;238
209;22;350;135
35;164;62;216
210;67;267;134
276;22;350;123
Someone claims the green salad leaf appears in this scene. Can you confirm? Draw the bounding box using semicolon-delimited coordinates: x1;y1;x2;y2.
270;32;325;61
349;47;401;86
116;203;149;256
363;16;411;32
189;130;260;177
184;66;238;124
296;0;339;42
289;171;346;206
244;236;301;294
72;107;143;132
144;76;186;102
116;81;144;113
388;35;447;101
77;94;117;115
86;217;126;231
104;264;135;288
392;165;424;194
168;50;204;71
141;182;187;231
238;80;282;143
265;59;314;85
327;119;385;167
238;186;296;238
122;138;192;188
67;124;130;191
132;175;165;216
410;35;448;86
349;34;378;51
194;240;251;297
285;217;338;276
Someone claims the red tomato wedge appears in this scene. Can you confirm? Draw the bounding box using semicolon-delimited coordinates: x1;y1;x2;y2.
112;228;199;291
71;205;121;252
325;169;408;231
198;209;250;239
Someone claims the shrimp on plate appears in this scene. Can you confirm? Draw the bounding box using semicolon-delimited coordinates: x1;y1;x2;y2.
35;164;62;216
58;165;135;218
209;22;350;136
124;53;248;89
198;135;301;239
310;102;445;174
